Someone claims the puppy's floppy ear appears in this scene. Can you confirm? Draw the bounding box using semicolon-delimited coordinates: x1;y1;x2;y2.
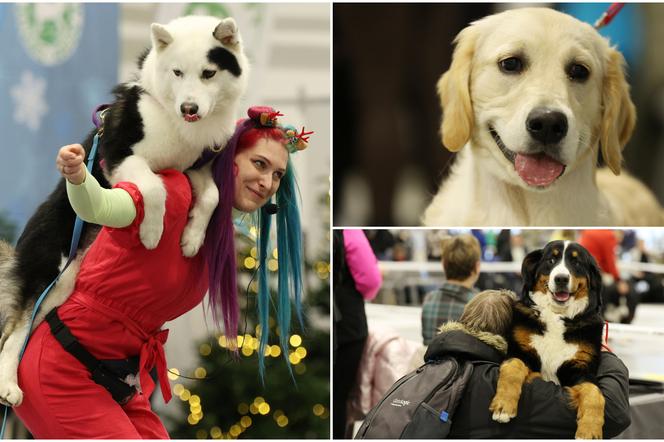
587;256;603;313
151;23;173;51
520;249;543;303
600;48;636;175
438;25;478;152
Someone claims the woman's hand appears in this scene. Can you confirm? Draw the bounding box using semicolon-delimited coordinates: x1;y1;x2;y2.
56;144;86;185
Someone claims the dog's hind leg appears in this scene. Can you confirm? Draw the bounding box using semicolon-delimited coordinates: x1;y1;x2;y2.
489;357;531;423
0;310;29;407
0;252;82;407
0;316;18;353
182;162;219;257
567;382;605;439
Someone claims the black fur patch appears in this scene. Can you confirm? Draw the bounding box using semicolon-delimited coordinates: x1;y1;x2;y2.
100;84;146;172
136;47;151;70
207;47;242;77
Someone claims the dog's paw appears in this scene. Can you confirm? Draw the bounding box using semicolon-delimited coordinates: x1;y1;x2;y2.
139;217;164;250
180;224;205;257
489;396;517;423
0;382;23;407
575;424;603;439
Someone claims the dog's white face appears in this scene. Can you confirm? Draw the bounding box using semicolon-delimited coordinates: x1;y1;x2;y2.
142;15;249;123
438;7;635;190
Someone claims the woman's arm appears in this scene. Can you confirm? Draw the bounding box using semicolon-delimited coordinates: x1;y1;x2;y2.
518;352;630;438
595;352;631;437
58;144;136;227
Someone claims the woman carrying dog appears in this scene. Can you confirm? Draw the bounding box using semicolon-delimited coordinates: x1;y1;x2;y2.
14;107;310;438
425;289;631;438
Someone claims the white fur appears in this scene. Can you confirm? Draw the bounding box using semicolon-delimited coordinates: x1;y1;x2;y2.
422;8;664;226
549;240;572;291
0;311;29;407
115;15;249;251
182;162;219;257
528;293;579;385
111;155;167;249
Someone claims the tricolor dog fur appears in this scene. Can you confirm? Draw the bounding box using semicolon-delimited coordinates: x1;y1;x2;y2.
489;241;606;439
0;15;249;407
423;7;664;226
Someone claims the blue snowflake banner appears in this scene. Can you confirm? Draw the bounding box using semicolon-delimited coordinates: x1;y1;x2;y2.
0;4;118;242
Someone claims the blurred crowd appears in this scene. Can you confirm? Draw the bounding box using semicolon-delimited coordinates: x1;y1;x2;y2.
364;229;664;324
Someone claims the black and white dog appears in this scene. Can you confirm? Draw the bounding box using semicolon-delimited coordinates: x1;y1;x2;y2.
0;15;249;406
490;240;606;439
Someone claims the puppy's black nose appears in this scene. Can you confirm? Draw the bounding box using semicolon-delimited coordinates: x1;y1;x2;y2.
526;108;568;144
180;102;199;116
554;274;570;287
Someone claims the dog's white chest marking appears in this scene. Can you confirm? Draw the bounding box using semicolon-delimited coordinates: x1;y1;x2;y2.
530;308;578;384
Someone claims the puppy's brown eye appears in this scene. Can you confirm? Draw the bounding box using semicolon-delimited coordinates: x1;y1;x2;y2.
568;63;589;81
173;69;183;77
499;57;523;74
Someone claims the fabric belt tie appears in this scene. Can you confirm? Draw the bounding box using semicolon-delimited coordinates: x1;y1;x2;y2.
139;329;171;403
70;291;172;403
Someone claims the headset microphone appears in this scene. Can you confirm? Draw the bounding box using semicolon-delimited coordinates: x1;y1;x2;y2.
265;203;279;215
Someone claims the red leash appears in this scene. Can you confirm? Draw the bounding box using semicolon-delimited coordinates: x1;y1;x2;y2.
601;321;613;352
594;3;625;29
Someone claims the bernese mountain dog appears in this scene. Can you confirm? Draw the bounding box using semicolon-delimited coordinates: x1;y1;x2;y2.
489;240;606;439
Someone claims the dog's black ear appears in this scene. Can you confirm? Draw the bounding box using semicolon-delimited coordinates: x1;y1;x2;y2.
587;257;603;313
520;249;543;303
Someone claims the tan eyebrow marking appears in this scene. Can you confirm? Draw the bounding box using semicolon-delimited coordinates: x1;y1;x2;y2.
572;250;579;257
553;249;560;256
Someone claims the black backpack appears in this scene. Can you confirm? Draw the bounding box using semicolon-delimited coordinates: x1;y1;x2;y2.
354;357;473;439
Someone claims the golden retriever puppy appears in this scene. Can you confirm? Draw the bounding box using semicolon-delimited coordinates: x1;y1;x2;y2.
423;7;664;226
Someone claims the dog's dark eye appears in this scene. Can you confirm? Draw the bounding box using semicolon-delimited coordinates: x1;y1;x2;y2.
173;69;183;77
549;258;556;265
568;63;589;82
202;70;216;79
499;57;524;74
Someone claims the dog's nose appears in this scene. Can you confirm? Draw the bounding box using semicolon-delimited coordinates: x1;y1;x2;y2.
180;102;199;116
554;274;570;287
526;108;568;144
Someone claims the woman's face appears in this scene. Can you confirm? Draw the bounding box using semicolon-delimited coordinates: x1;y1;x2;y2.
234;137;289;212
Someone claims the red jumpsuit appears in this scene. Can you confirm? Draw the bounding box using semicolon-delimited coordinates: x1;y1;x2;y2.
15;170;208;438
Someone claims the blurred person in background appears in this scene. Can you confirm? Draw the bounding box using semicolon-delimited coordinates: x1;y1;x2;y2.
333;230;382;438
579;230;638;323
421;234;480;345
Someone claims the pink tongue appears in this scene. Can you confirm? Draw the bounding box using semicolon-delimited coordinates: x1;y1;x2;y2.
554;292;570;302
515;153;564;187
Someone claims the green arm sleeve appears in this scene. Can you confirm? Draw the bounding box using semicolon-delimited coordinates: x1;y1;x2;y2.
66;169;137;228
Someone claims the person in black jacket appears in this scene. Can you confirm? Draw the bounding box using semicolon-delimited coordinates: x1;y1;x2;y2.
425;289;631;439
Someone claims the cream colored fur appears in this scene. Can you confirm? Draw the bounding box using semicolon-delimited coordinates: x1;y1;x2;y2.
423;8;664;226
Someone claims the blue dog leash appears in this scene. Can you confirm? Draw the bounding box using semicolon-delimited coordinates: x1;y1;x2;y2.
0;105;108;439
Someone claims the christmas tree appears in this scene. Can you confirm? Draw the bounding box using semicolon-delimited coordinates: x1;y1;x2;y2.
167;194;330;439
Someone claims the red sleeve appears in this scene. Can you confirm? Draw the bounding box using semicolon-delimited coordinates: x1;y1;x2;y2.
105;181;145;248
601;234;620;281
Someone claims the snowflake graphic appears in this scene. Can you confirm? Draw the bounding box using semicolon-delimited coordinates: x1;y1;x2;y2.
10;70;49;132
